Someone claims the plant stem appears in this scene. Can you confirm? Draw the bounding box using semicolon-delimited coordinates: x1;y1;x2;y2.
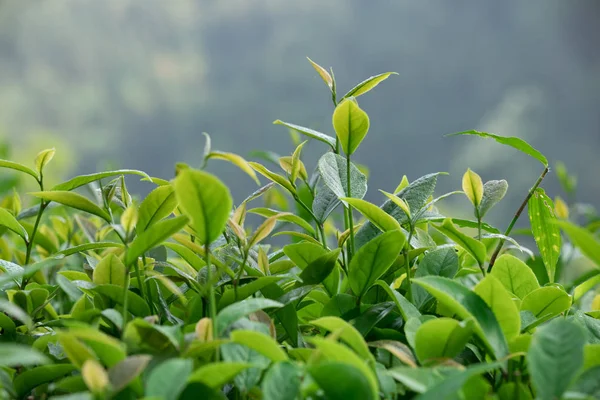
205;244;218;339
346;155;355;262
234;249;249;301
294;194;328;248
488;167;549;272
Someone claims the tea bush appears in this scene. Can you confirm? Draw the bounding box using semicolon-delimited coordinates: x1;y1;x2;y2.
1;59;599;400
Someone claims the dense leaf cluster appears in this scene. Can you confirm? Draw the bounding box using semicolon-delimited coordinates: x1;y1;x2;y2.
0;61;599;400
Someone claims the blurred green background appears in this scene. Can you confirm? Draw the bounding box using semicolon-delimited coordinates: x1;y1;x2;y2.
0;0;598;226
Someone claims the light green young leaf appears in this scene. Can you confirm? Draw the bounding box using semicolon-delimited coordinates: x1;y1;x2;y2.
13;365;77;398
146;358;192;400
332;97;370;155
297;248;341;287
490;254;539;299
208;151;260;185
341;197;401;232
462;168;483;209
0;343;50;367
187;362;253;388
290;140;308;183
528;188;561;282
373;281;421;321
0;159;38;180
449;130;548;167
54;242;124;257
307;57;333;90
248;207;315;234
309;362;375;400
52;169;150;191
29;191;111;222
432;218;487;266
556;220;600;268
173;168;233;245
231;330;288;362
349;230;405;297
273;120;336;149
342;72;398;99
479;180;508;218
216;298;283;335
137;185;177;233
34;148;55;175
125;215;189;265
415;318;474;363
413;276;509;360
219;276;282;309
0;207;28;241
379;190;411;219
527;318;585;400
311;316;372;361
249;162;296;194
93;253;128;287
474;275;521;340
521;286;571;320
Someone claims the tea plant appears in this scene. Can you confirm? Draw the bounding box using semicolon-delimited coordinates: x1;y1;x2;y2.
1;59;600;400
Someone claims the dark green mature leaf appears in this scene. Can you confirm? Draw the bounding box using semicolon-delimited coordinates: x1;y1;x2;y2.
373;281;421;321
415;318;474;363
433;218;487;266
342;72;398;99
14;365;77;398
219;276;282;309
349;230;405;297
146;358;192;400
355;173;442;249
29;191;111;222
137;185;177;233
529;188;561;282
317;152;367;202
312;183;340;223
0;159;38;180
332;97;370;155
298;248;341;286
566;366;600;399
125;215;189;266
309;362;375;400
527;318;585;400
556;220;600;268
413;276;509;360
0;344;50;367
0;207;28;241
174;168;233;245
479;180;508;218
52;169;150;191
261;361;301;400
449;130;548;167
216;298;283;335
273;120;336;149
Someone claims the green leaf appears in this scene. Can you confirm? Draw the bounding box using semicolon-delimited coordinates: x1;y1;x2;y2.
125;215;189;266
342;72;398;99
574;272;600;302
528;188;561;282
208;151;260;185
92;284;151;317
173;168;233;245
308;362;375;400
273;120;336;149
497;383;533;400
0;207;28;241
57;332;96;368
479;180;508;218
93;253;127;287
521;286;571;320
216;298;283;335
474;275;521;340
349;230;406;297
145;358;192;400
307;337;378;399
449;130;548;167
34;148;55;175
0;159;38;180
311;316;372;361
108;355;151;393
137;185;177;233
29;191;111;222
307;57;334;89
249;162;296;194
556;220;600;268
341;197;401;232
332;97;370;155
355;173;442;249
566;366;600;399
55;242;124;257
527;318;585;400
413;276;509;360
52;169;150;191
317;152;367;201
433;218;486;266
0;343;50;367
462;169;483;209
14;365;77;398
249;207;315;234
0;298;32;330
415;318;474;364
219;276;282;309
297;248;341;287
261;361;301;400
283;241;340;295
187;362;253;388
230;330;288;362
490;254;539;299
373;281;421;321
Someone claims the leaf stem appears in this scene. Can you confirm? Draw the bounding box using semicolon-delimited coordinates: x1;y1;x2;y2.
346;155;355;262
488;167;549;272
404;231;413;302
205;244;218;339
293;194;327;248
